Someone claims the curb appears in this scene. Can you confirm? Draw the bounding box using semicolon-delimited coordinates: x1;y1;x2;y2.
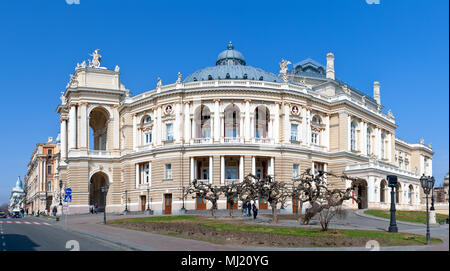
355;210;442;228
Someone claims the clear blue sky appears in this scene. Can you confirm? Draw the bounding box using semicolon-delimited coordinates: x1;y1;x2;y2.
0;0;448;204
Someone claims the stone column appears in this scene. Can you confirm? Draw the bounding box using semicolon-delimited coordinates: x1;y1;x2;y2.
324;114;330;150
157;106;162;145
209;156;213;184
60;117;68;161
135;164;139;188
244;100;250;141
274;102;280;144
347;115;352;151
301;106;307;143
113;105;119;149
368;176;375;204
240;116;245;139
306;108;311;146
184;102;191;143
214;99;220;142
132;114;137;151
174;102;181;143
239;156;244;182
252;156;256;175
190;157;195;182
283;103;290;143
221;156;225;184
79;103;88;149
68;104;77;150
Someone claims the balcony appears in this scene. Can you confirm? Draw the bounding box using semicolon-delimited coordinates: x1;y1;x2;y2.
88;150;112;157
191;137;212;144
290;137;301;145
345;160;419;179
197;179;210;185
136;144;152;152
222;137;244;143
310;144;327;152
225;179;240;185
252;137;274;144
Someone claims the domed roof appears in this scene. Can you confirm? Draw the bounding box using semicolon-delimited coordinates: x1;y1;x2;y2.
216;42;246;66
184;42;281;83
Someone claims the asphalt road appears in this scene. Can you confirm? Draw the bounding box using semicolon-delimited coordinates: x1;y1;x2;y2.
0;216;127;251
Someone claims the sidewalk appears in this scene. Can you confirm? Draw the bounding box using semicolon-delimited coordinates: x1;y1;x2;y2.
54;213;241;251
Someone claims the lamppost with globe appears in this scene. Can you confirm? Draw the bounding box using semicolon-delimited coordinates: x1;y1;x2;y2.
420;174;435;245
101;184;109;224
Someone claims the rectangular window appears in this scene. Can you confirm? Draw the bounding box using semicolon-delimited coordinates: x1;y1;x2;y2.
291;124;298;141
47;149;52;155
166;123;173;141
144;163;150;183
145;132;152;144
311;132;318;145
165;164;172;180
47;165;52;175
293;164;299;179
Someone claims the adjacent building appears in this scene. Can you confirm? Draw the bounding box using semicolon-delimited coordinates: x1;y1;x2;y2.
56;44;433;214
23;137;61;215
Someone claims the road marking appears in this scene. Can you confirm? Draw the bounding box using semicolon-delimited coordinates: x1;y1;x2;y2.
25;222;31;224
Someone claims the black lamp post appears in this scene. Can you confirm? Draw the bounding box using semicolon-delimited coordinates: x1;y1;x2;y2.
145;188;153;215
101;184;109;224
124;190;128;214
387;175;398;233
420;174;435;245
59;180;63;206
181;186;186;213
430;177;435;211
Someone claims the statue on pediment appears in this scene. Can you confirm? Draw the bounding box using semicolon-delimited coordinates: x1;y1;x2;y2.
279;58;291;74
420;137;424;144
387;109;394;119
157;77;162;88
115;65;120;72
89;49;102;68
177;72;182;84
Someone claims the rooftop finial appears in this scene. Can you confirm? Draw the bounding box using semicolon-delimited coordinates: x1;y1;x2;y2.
227;41;234;50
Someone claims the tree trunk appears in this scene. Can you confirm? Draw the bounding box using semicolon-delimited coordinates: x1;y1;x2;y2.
271;203;278;224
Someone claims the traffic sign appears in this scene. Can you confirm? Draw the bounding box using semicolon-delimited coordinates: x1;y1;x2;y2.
64;194;72;203
65;188;72;195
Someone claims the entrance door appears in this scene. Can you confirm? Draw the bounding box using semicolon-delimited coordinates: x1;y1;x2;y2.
141;196;146;211
292;199;299;214
164;194;172;215
227;195;238;210
196;195;206;210
259;196;268;210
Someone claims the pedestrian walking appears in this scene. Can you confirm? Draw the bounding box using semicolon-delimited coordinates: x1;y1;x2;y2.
52;206;57;217
252;202;258;219
247;200;252;216
94;203;98;214
243;201;248;216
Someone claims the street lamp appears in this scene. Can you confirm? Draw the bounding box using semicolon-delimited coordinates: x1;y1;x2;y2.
181;186;186;213
124;190;128;215
430;177;435;211
59;180;63;206
387;175;398;232
145;188;153;215
101;184;109;224
420;174;435;245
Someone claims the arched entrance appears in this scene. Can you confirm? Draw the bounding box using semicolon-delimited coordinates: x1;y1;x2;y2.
89;172;109;212
89;107;109;150
352;179;368;209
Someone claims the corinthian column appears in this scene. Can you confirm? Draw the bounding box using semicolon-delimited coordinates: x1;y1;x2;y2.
60;117;68;161
68;104;77;150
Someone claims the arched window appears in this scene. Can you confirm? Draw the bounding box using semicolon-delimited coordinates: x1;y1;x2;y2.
254;106;269;138
350;122;357;151
89;107;109;151
408;185;413;205
195;105;211;138
224;105;240;138
311;115;322;145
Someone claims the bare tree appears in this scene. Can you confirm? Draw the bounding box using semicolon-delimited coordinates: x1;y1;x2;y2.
292;169;361;230
185;180;222;217
254;175;290;224
220;181;240;217
237;174;259;216
319;206;347;231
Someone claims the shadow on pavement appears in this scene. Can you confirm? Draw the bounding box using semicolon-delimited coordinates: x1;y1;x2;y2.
3;234;40;251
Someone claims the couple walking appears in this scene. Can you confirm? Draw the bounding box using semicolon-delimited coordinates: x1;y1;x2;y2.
243;201;258;219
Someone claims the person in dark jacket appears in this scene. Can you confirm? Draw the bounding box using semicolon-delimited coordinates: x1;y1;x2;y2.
243;201;248;216
247;201;252;217
252;202;258;219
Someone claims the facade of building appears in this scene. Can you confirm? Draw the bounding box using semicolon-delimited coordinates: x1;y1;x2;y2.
434;173;449;203
9;177;24;214
56;44;433;214
23;137;61;215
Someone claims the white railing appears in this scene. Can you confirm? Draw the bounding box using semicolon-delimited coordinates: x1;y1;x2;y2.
191;137;213;144
310;144;327;152
252;137;274;144
225;179;240;185
88;150;112;157
222;137;244;143
345;160;419;179
197;179;210;184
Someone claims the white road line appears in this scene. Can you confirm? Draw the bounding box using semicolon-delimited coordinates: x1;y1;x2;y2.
32;222;40;225
25;222;31;224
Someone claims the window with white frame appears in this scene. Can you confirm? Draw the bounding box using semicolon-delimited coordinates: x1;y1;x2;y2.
311;132;319;145
293;164;299;179
165;164;172;180
166;123;173;141
291;124;298;142
145;132;152;145
350;122;356;151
